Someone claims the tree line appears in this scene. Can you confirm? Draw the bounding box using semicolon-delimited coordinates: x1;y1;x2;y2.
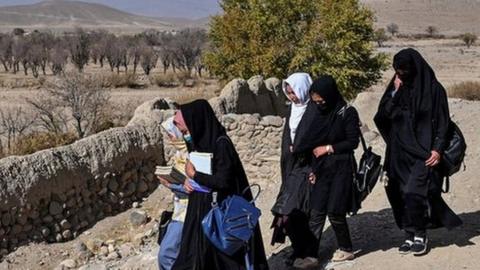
0;27;208;78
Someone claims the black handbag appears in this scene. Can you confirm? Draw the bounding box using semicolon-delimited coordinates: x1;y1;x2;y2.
441;121;467;176
440;121;467;192
350;131;383;215
157;210;173;245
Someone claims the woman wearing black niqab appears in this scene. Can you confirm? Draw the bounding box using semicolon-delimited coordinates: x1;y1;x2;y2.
293;75;361;265
172;100;269;270
374;48;462;256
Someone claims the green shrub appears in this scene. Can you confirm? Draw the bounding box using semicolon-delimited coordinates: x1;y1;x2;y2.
204;0;388;99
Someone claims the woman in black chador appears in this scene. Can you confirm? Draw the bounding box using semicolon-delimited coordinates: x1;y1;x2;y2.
374;48;462;256
294;75;360;266
271;73;319;267
171;100;269;270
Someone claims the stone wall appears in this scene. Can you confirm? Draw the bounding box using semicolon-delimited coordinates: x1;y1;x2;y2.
0;100;171;254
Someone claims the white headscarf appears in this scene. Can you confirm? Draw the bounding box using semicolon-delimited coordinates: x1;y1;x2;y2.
282;72;313;142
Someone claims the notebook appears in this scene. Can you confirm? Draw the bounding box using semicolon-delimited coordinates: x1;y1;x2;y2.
154;166;186;185
189;152;213;175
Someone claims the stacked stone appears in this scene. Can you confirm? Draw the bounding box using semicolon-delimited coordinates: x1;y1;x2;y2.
0;158;161;253
221;114;284;186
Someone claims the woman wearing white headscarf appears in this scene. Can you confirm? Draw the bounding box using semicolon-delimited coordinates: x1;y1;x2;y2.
271;73;319;266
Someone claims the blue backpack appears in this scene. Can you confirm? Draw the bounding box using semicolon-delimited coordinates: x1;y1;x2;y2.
202;184;261;268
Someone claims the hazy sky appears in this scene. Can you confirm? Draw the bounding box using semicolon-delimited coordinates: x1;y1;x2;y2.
0;0;221;19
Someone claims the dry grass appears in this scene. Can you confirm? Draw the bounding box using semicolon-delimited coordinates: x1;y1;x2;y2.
0;132;77;158
448;81;480;101
102;72;145;89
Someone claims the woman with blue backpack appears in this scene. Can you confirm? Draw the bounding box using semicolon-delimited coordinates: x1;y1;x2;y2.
171;100;269;270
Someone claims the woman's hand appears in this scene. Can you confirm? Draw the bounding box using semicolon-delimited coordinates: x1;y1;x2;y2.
156;176;171;188
289;145;294;153
185;160;196;179
313;146;329;158
394;75;403;91
425;150;441;167
308;172;316;185
183;179;194;194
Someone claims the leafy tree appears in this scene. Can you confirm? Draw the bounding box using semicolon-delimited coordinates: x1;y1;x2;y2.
461;33;477;48
205;0;387;99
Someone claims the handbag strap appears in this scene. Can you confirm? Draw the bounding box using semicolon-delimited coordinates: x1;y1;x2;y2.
241;184;262;204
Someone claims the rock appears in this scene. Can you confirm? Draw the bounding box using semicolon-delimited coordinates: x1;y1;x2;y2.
75;242;93;259
107;244;115;254
49;201;63;216
59;259;77;269
260;116;284;127
99;246;109;256
136;180;149;194
60;219;71;230
118;243;135;258
132;233;145;246
62;230;73;240
125;182;137;196
105;251;120;261
85;238;104;253
1;213;11;226
41;227;50;237
107;179;119;192
130;210;148;226
132;202;140;208
77;263;107;270
55;233;63;242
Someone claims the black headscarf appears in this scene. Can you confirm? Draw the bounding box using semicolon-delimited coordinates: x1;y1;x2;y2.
380;48;450;157
180;99;227;153
294;75;347;152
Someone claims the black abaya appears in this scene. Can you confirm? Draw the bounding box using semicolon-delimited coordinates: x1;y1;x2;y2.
374;48;462;231
172;100;269;270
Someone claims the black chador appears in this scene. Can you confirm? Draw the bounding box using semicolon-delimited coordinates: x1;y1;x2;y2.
172;100;269;270
374;49;462;241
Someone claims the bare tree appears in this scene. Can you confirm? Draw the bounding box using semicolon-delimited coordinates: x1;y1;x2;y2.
11;36;29;75
426;26;438;37
50;38;69;75
0;107;36;152
387;23;399;37
171;29;207;75
67;28;91;72
140;45;158;75
0;34;13;72
91;30;112;68
44;72;110;138
106;36;129;74
157;32;174;73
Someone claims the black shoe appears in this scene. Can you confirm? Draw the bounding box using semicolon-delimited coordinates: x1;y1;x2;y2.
398;240;413;254
411;237;428;256
284;253;296;266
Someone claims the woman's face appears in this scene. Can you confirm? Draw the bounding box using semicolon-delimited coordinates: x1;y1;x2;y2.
310;92;325;105
285;84;300;104
173;111;190;136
